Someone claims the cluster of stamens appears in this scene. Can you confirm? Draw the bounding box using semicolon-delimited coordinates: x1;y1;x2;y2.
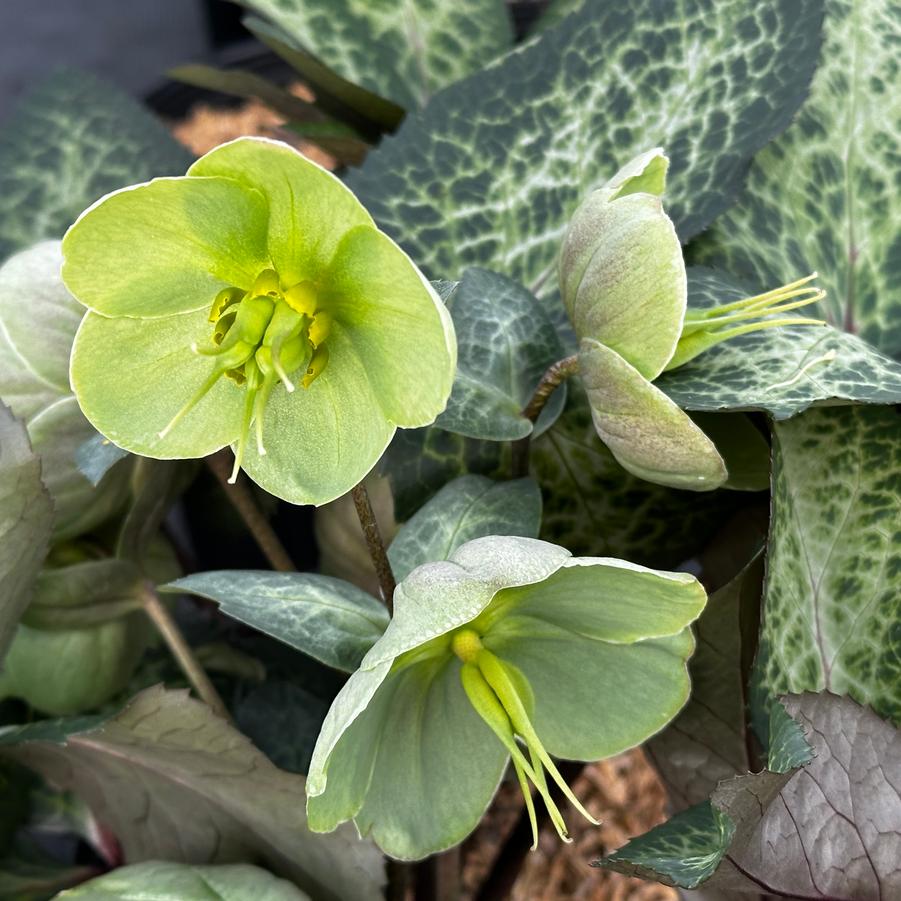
451;628;599;847
159;269;332;481
666;272;826;371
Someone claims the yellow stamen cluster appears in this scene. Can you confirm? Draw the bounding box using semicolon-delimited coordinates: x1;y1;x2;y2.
158;268;333;481
451;628;599;847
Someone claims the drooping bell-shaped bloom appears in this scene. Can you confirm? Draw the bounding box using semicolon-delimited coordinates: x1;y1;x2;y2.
63;137;456;505
306;535;706;860
559;148;824;491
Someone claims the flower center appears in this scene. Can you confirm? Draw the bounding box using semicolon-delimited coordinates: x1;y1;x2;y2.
451;630;599;847
665;272;826;371
158;268;333;482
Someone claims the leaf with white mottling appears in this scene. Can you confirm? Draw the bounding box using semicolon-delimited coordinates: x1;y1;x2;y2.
234;0;513;110
657;270;901;419
349;0;824;302
164;571;389;672
388;475;541;582
751;404;901;738
0;71;192;262
0;686;385;901
437;268;566;440
691;0;901;359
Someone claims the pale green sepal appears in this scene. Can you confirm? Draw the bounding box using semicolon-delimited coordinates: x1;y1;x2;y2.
368;537;571;668
492;626;696;762
307;659;393;802
559;149;683;379
188;137;374;287
70;308;244;459
238;324;395;506
351;656;508;860
62;176;271;317
324;224;456;427
605;147;669;199
482;557;706;644
57;861;311;900
579;338;726;491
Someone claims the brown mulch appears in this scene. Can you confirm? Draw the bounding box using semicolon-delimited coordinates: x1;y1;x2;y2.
171;91;677;901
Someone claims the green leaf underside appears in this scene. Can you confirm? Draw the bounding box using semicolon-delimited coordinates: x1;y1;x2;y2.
531;385;737;567
0;686;384;901
233;0;513;110
58;861;310;900
436;268;566;440
0;242;131;540
0;69;193;263
690;0;901;359
752;405;901;736
691;413;770;492
658;269;901;418
579;338;726;490
0;403;53;661
347;0;824;302
75;433;129;486
388;475;542;582
164;571;389;672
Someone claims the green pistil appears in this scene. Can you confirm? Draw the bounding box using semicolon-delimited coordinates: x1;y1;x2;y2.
665;273;826;372
452;631;599;847
158;270;333;470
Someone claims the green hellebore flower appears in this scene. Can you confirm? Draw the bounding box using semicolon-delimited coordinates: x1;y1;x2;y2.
559;148;824;491
306;535;706;860
63;137;456;505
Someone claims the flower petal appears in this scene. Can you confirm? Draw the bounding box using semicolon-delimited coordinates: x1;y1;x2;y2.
325;225;456;427
330;657;507;860
239;323;394;506
559;149;684;379
579;337;726;490
188;137;374;286
70;309;244;458
62;176;271;318
490;626;695;761
483;558;706;643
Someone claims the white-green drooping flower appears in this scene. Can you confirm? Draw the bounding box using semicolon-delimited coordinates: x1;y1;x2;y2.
307;535;706;859
559;148;824;491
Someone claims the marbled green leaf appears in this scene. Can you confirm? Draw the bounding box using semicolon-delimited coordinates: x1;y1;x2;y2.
594;800;735;889
348;0;824;298
752;405;901;736
436;268;566;440
0;403;53;662
388;475;541;582
530;386;736;568
164;571;389;672
690;0;901;359
0;686;385;901
0;70;192;262
380;426;510;522
233;0;513;110
658;270;901;418
58;861;310;900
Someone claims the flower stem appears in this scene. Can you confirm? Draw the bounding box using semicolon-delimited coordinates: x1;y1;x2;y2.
511;354;580;478
206;449;295;572
351;483;396;613
140;583;231;721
